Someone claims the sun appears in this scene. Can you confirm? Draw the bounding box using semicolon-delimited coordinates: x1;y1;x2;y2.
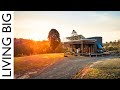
32;36;40;41
28;33;41;41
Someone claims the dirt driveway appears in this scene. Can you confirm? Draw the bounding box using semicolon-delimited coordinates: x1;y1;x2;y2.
30;56;117;79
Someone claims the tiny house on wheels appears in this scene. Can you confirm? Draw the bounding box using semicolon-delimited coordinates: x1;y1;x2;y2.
64;30;104;57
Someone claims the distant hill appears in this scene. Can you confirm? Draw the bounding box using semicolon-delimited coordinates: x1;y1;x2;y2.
14;38;64;57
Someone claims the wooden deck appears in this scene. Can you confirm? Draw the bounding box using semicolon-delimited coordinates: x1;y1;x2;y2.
64;52;110;57
81;52;110;57
83;53;103;57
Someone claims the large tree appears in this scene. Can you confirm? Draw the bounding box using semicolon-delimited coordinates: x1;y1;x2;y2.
48;29;61;52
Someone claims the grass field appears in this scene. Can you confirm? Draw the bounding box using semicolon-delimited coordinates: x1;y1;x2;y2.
14;53;64;79
74;57;120;79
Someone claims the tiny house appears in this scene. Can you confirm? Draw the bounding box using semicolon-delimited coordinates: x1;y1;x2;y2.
64;30;103;56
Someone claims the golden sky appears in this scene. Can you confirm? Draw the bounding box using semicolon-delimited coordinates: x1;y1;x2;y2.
14;11;120;43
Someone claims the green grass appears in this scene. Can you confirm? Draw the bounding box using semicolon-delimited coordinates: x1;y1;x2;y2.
15;53;64;79
74;58;120;79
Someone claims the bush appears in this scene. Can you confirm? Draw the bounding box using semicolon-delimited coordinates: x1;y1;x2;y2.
109;47;114;51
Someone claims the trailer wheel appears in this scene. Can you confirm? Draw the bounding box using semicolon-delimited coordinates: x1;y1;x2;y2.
64;55;68;57
64;53;68;57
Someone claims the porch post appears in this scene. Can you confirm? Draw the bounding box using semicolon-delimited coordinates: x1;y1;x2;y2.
81;40;83;55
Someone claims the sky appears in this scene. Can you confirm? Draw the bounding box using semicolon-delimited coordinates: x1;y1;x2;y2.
14;11;120;43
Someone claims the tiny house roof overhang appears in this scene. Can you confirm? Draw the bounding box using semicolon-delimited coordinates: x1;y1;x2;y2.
64;39;97;45
66;35;85;40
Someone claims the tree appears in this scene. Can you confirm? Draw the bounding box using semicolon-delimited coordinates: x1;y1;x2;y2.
48;29;61;52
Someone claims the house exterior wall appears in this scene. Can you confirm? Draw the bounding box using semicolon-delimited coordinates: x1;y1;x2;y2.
64;42;97;54
87;37;102;46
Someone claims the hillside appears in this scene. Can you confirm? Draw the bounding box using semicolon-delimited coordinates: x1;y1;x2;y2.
15;53;64;79
74;57;120;79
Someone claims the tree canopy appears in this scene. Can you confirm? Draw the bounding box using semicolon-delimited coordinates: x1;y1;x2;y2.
48;29;61;52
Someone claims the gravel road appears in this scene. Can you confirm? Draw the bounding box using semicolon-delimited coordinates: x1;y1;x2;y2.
30;56;117;79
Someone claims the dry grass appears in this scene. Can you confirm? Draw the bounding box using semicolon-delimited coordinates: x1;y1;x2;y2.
74;58;120;79
14;53;64;79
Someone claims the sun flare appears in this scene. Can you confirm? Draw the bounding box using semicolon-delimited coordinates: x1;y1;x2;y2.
27;33;41;41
